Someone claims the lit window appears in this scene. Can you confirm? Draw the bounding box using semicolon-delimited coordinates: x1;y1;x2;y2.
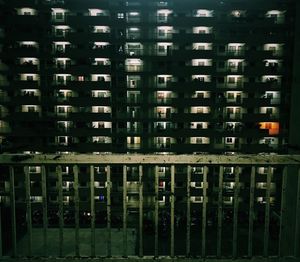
259;122;279;135
225;137;234;144
197;107;203;113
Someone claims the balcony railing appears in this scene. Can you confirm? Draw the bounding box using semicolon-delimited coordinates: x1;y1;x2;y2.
0;154;299;261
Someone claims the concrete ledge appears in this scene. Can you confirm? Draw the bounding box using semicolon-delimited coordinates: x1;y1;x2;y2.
0;256;298;262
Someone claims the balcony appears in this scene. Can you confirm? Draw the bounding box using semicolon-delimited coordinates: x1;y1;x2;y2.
68;112;111;121
12;64;39;74
66;15;110;26
0;154;299;260
10;80;39;89
173;32;214;42
65;81;110;90
243;113;280;122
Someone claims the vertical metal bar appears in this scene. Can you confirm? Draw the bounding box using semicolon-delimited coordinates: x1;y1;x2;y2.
41;166;48;256
295;167;300;257
123;165;127;257
106;165;111;257
170;165;175;258
186;165;191;257
278;166;287;257
90;165;95;257
202;166;208;258
248;166;255;257
0;204;2;257
73;165;80;257
9;166;17;257
139;165;143;257
154;165;159;257
263;166;272;257
57;165;63;257
232;166;240;258
217;166;223;257
24;166;32;257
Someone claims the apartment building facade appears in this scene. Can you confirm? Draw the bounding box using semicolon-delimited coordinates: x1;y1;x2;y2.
0;0;300;259
0;0;297;154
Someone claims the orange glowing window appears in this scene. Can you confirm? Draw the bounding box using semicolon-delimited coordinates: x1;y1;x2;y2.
259;122;279;135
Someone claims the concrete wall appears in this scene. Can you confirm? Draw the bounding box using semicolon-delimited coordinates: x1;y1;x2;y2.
289;1;300;153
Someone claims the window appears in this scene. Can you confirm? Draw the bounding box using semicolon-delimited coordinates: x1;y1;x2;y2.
27;75;34;81
196;92;204;98
266;108;273;114
197;123;203;129
158;29;165;36
227;93;235;99
226;137;234;144
59;136;66;144
158;45;166;52
158;77;165;84
130;80;136;87
56;29;64;36
55;13;63;20
196;137;203;144
228;77;235;83
227;107;234;114
197;107;204;113
58;107;65;113
28;106;35;112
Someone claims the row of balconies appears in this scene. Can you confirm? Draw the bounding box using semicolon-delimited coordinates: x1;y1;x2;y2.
3;43;284;60
11;9;285;26
11;65;282;77
3;126;269;138
2;79;282;92
0;94;281;107
0;110;281;124
8;63;284;77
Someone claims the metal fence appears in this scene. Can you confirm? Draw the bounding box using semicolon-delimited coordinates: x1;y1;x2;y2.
0;154;300;261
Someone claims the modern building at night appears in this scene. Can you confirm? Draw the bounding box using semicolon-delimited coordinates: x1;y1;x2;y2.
0;0;300;260
0;0;298;155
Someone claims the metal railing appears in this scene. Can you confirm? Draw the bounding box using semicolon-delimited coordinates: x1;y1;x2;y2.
0;154;299;261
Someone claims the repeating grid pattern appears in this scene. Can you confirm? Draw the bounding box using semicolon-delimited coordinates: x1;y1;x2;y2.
0;154;299;259
0;0;295;154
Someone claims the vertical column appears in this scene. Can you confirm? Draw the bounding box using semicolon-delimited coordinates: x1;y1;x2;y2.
248;166;255;257
123;165;127;257
73;165;80;256
90;165;95;257
139;165;143;257
56;165;63;257
24;166;32;257
295;167;300;257
170;165;175;258
217;166;223;257
186;165;191;257
278;167;287;256
154;165;159;257
0;201;2;257
9;167;17;257
232;166;240;258
263;166;272;257
41;166;48;256
106;165;111;257
201;166;208;258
